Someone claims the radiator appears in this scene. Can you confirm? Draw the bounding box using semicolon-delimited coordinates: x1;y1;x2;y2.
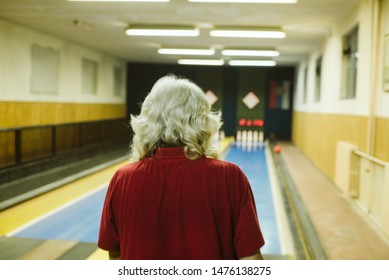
334;141;358;197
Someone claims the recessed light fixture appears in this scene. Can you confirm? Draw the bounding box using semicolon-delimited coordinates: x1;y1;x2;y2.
222;49;280;57
126;25;199;37
228;60;276;66
158;48;215;55
188;0;297;3
211;28;285;38
178;59;224;66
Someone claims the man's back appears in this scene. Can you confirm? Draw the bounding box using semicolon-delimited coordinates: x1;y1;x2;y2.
98;147;264;259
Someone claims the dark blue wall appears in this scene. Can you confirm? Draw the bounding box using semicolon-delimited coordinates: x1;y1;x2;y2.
126;62;295;140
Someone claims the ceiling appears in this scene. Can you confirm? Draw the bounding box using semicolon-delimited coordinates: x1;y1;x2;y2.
0;0;360;66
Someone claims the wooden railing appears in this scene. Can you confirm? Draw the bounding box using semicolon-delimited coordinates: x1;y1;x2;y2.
335;141;389;240
351;149;389;238
0;119;129;169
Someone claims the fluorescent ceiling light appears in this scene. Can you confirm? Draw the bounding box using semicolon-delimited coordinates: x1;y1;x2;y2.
228;60;276;66
211;29;285;38
188;0;297;3
222;49;279;57
126;25;199;37
178;59;224;66
158;48;215;55
68;0;169;2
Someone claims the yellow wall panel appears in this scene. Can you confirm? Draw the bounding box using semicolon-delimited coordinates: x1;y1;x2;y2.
374;117;389;161
0;102;126;128
292;112;368;181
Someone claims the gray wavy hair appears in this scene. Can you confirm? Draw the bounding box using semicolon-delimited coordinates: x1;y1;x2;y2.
130;74;222;161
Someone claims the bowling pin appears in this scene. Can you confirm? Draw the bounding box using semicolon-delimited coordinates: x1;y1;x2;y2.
247;130;253;143
242;130;247;142
236;130;242;142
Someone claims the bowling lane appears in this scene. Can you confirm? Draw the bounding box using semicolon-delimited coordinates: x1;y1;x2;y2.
10;185;107;243
5;138;288;259
225;142;282;255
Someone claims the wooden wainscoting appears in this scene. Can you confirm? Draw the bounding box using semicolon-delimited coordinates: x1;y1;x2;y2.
0;101;126;128
292;111;368;181
375;117;389;162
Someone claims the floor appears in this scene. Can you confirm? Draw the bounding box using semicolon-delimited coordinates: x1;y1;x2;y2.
1;140;389;260
278;142;389;260
0;139;288;260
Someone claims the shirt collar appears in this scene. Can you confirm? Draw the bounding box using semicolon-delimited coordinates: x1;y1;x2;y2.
154;147;186;158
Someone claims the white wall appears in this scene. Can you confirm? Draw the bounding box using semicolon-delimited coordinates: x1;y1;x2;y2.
376;0;389;118
294;0;375;117
0;18;127;104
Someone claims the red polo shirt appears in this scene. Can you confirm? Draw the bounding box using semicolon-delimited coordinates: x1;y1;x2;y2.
98;147;264;259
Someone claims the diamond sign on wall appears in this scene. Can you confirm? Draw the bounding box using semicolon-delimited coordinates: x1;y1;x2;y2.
242;92;260;109
205;90;218;105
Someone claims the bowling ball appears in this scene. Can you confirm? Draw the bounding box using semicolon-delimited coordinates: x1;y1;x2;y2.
273;145;281;153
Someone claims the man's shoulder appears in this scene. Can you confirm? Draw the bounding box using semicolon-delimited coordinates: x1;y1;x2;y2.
113;161;143;177
203;157;243;173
